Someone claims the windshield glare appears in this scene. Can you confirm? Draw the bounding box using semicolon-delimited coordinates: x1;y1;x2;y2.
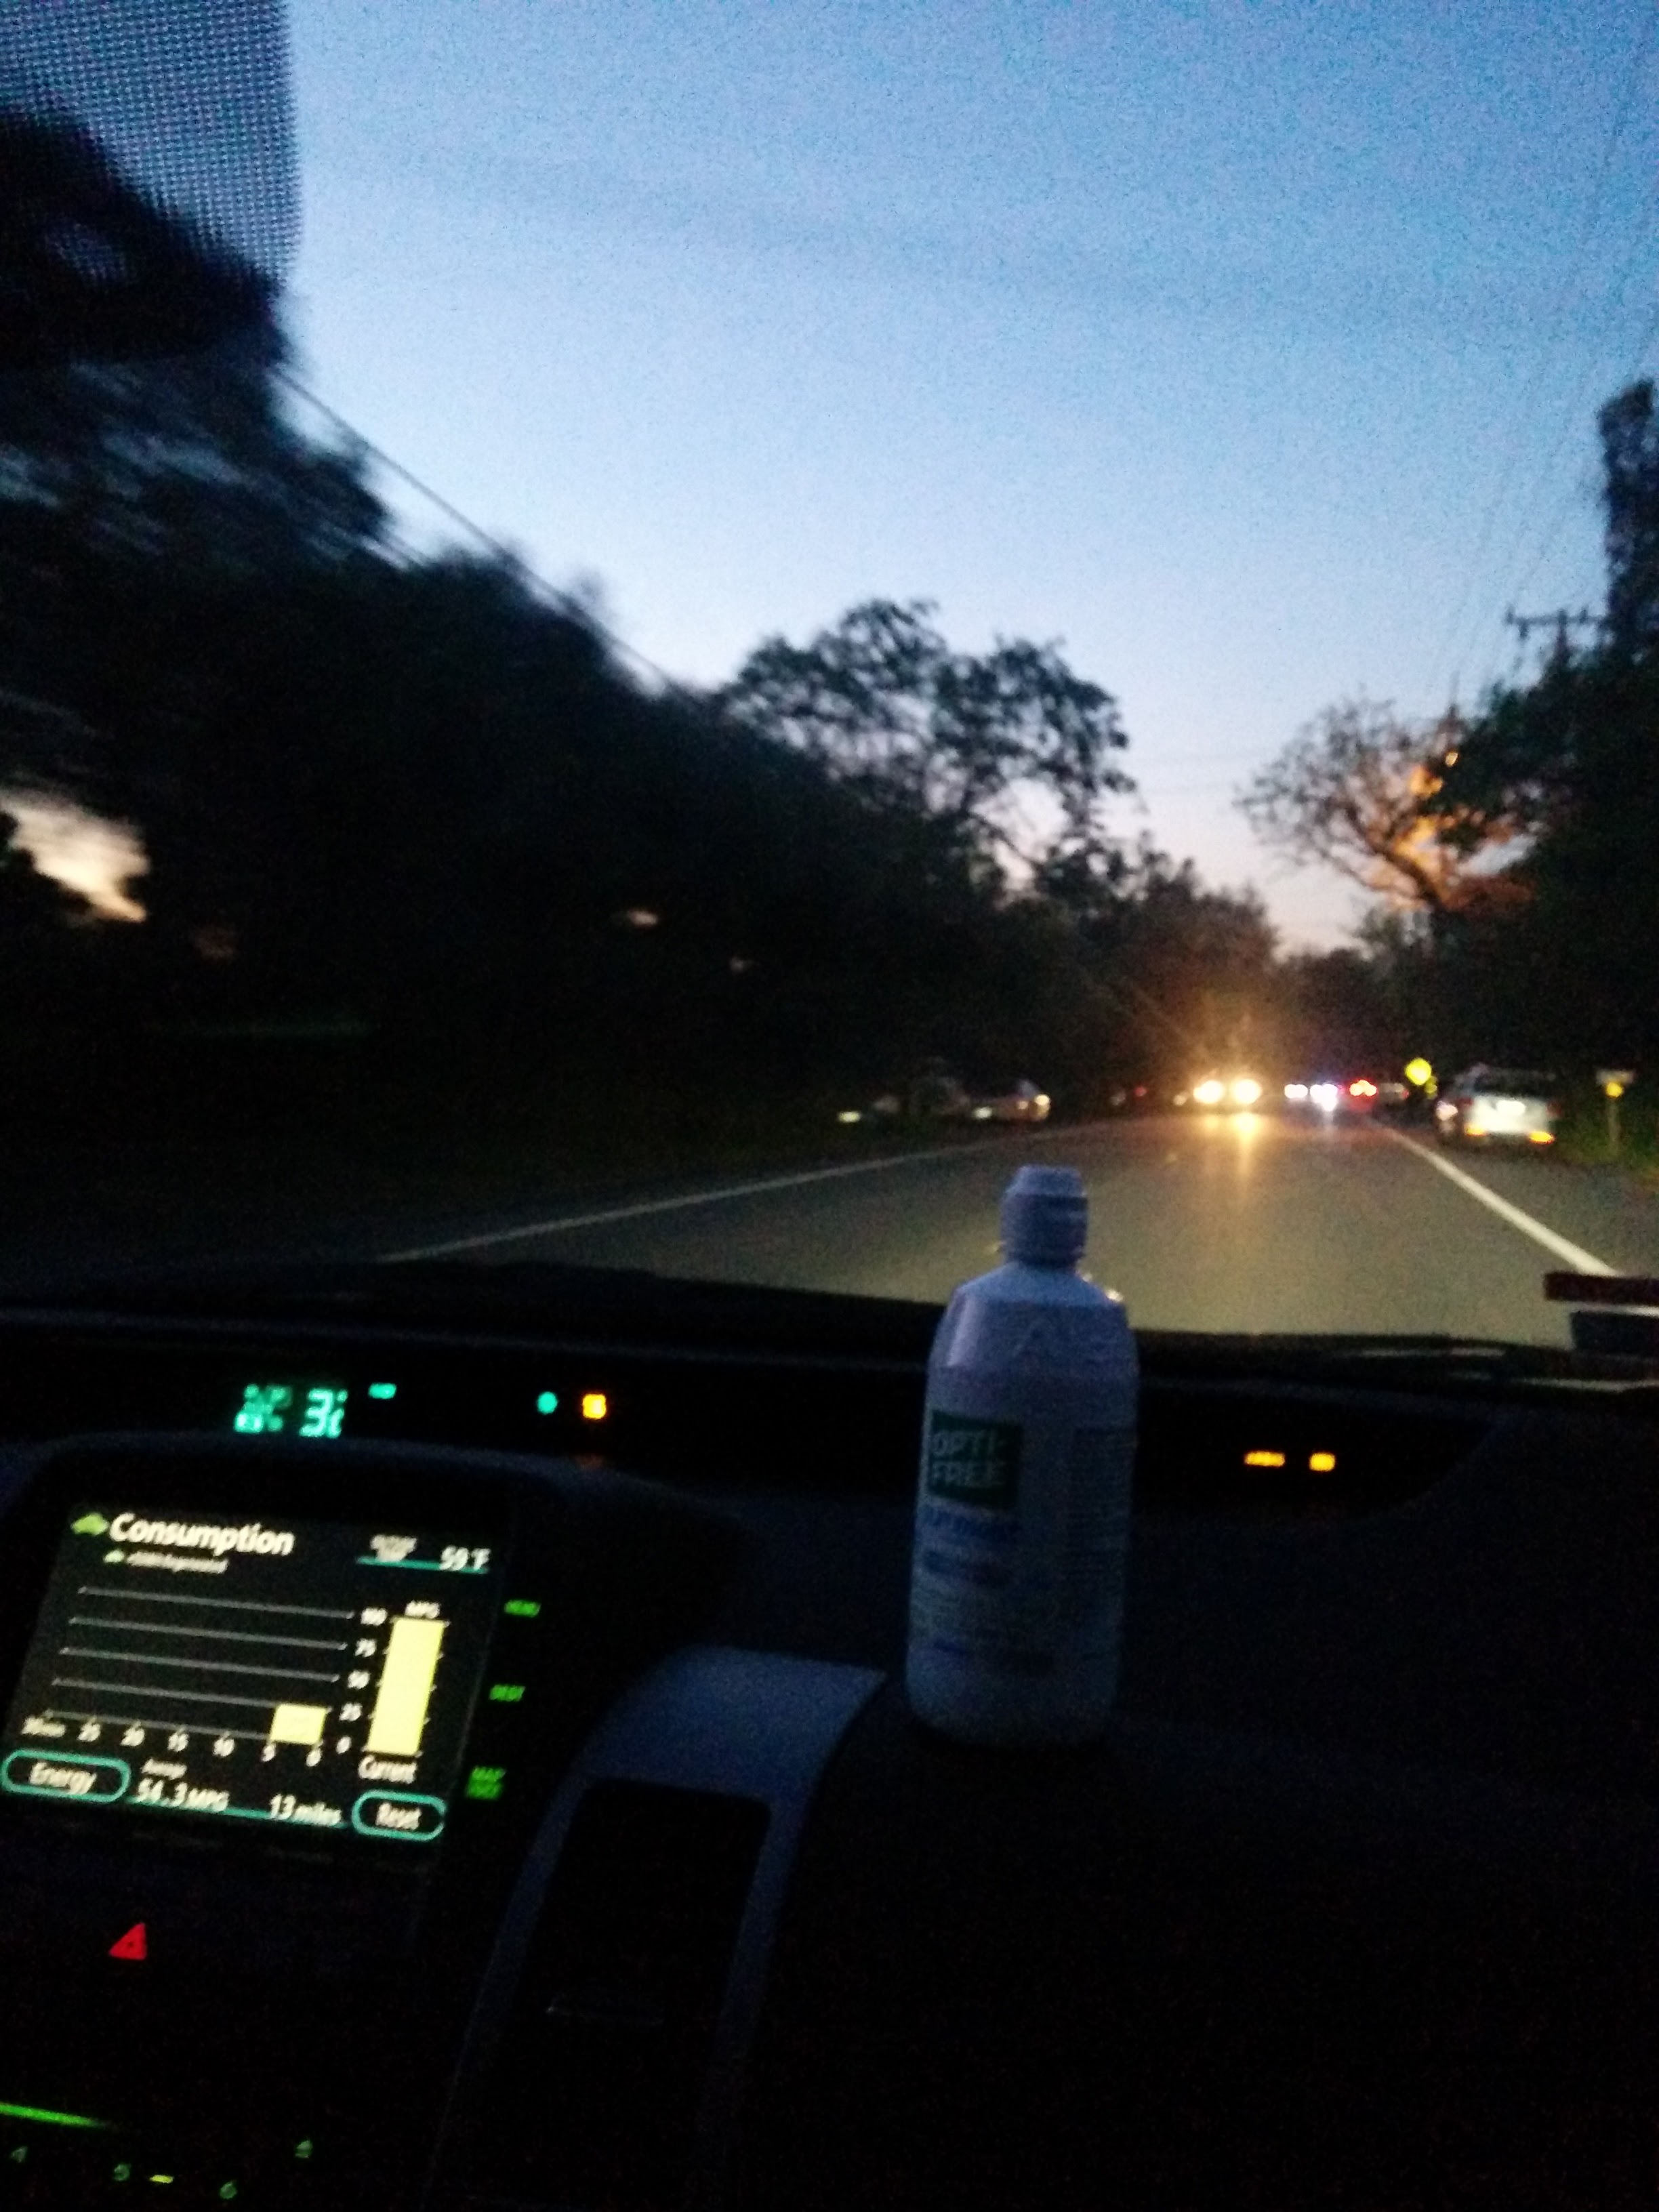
1;3;1656;1353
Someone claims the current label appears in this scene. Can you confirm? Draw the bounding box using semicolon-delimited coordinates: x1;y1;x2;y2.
0;1503;505;1843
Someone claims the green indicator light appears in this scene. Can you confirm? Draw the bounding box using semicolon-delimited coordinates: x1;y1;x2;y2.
8;2146;26;2165
112;2162;133;2182
466;1765;506;1801
294;2139;314;2161
367;1382;397;1401
149;2175;175;2186
535;1390;559;1415
218;2185;239;2201
488;1683;526;1704
503;1599;541;1619
0;2102;110;2131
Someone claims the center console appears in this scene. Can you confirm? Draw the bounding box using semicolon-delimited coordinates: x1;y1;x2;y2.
0;1435;878;2208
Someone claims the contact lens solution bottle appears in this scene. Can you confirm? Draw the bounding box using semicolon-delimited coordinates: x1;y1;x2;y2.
905;1164;1137;1746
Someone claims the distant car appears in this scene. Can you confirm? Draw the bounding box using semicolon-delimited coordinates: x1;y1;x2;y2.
1284;1078;1395;1115
1435;1067;1561;1147
1186;1075;1266;1110
838;1064;970;1124
962;1078;1052;1124
836;1069;1050;1127
834;1092;904;1126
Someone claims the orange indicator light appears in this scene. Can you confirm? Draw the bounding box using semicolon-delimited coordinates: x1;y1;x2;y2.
580;1392;609;1422
1243;1450;1286;1468
1528;1130;1555;1144
1309;1452;1337;1473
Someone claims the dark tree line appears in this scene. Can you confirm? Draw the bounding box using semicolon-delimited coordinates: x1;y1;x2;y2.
1395;379;1659;1078
0;304;1290;1134
1241;378;1659;1094
1407;381;1659;1074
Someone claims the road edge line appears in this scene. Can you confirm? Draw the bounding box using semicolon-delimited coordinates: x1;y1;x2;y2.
381;1120;1102;1261
1378;1126;1614;1275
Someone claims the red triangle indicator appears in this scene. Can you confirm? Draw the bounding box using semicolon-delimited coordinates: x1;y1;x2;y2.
108;1922;147;1962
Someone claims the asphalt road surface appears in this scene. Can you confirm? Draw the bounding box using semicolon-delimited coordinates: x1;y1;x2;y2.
389;1111;1659;1347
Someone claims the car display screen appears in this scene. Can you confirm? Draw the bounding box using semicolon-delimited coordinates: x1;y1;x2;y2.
0;1501;504;1844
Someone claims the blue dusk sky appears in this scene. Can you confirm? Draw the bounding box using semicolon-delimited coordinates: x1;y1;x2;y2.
282;0;1659;947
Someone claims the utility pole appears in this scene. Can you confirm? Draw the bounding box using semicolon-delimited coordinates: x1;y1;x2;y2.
1503;606;1600;665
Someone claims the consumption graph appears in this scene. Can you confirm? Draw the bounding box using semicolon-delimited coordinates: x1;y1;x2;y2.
0;1507;502;1839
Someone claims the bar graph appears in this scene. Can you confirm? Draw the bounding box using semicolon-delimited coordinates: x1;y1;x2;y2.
365;1618;446;1757
49;1584;352;1742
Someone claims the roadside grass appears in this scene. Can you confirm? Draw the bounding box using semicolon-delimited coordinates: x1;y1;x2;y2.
0;1033;1057;1282
1555;1097;1659;1187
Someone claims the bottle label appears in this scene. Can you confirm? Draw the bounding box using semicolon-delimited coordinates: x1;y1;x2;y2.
1059;1427;1132;1634
911;1419;1133;1676
923;1409;1022;1511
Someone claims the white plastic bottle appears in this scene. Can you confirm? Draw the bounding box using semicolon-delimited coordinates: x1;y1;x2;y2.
905;1164;1136;1746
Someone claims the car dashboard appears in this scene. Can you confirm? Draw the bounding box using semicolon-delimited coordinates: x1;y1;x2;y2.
0;1269;1653;2211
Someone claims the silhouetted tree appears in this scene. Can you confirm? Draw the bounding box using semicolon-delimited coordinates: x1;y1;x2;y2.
719;599;1134;884
1239;698;1522;916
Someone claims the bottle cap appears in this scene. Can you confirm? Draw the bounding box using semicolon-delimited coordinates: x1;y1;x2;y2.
1000;1164;1088;1266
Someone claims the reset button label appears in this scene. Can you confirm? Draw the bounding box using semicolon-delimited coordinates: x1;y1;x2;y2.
350;1790;444;1841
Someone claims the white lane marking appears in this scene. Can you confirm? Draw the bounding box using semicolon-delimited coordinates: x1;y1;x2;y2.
381;1121;1095;1261
1378;1126;1614;1275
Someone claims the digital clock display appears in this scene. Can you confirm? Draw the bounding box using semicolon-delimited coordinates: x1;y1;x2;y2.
232;1382;352;1439
0;1502;504;1844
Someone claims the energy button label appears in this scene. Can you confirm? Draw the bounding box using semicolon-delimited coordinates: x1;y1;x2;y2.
0;1751;129;1802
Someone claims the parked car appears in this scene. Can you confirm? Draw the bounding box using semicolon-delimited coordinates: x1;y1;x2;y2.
1435;1067;1561;1147
961;1078;1052;1123
838;1063;1046;1127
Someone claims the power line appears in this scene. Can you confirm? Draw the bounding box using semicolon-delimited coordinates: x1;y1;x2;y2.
1498;279;1659;613
1443;244;1659;698
271;366;681;694
1467;222;1659;643
1422;3;1659;703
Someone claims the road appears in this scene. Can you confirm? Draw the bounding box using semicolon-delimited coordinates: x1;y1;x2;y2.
388;1112;1659;1347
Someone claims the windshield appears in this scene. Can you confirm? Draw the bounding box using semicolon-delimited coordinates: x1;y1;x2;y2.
1469;1072;1558;1096
2;2;1658;1351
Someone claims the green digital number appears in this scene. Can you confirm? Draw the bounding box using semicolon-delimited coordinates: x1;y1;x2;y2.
298;1387;348;1440
233;1383;293;1435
